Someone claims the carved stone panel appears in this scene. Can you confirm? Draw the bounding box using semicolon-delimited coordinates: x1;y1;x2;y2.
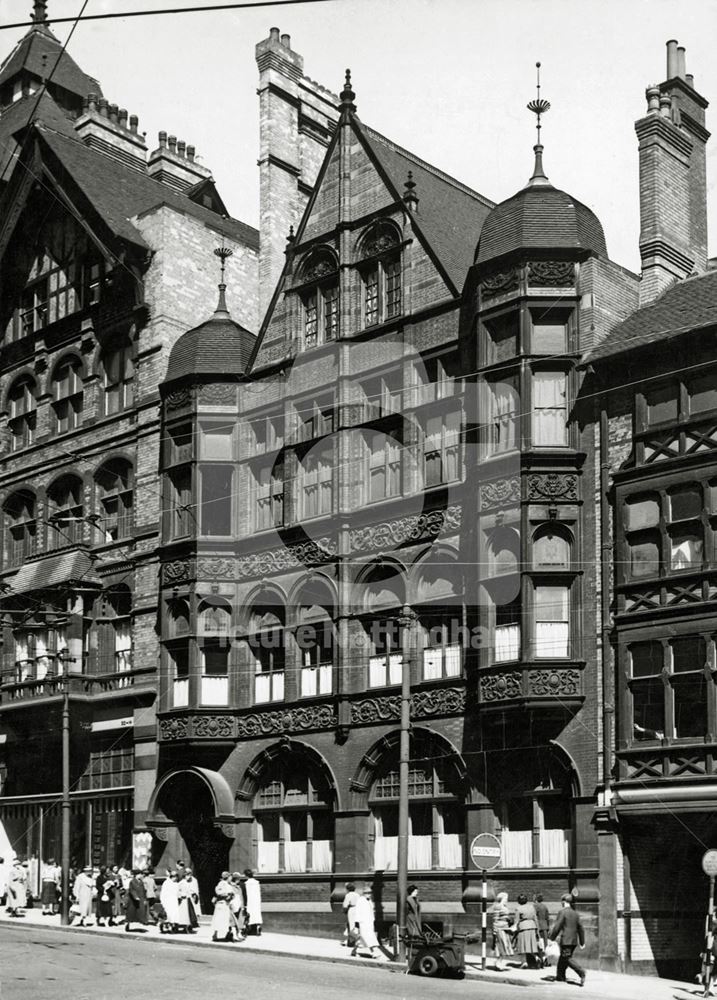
527;669;582;698
236;703;337;739
159;716;190;741
481;268;520;300
527;473;578;502
479;672;522;702
166;386;193;410
235;539;336;578
162;558;195;585
412;687;466;718
479;478;521;511
193;715;236;739
350;696;401;725
197;558;236;580
197;383;236;406
350;506;461;553
527;261;575;287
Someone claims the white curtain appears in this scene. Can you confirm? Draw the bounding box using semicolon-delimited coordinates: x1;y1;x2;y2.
490;382;517;452
115;622;132;671
201;675;229;705
318;663;332;694
373;811;397;871
311;840;333;872
408;820;432;870
273;671;285;701
444;643;461;677
423;648;442;681
540;828;570;867
255;673;271;702
173;678;189;707
301;666;317;697
436;808;462;869
502;830;532;868
495;624;520;662
284;839;307;873
533;372;567;446
36;632;50;680
257;820;279;873
535;623;569;658
369;656;385;687
388;654;403;685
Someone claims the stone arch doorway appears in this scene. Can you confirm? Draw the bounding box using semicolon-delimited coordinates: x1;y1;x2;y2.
147;767;235;910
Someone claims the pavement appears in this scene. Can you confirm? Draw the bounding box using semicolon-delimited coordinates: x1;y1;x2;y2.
0;906;707;1000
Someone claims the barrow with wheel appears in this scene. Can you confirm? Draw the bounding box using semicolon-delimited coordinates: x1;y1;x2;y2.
406;929;466;978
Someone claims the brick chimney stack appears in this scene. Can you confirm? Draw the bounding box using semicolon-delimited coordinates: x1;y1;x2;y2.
635;40;710;306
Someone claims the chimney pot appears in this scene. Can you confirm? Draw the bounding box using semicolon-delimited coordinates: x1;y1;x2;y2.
177;140;186;158
281;33;290;48
168;135;177;152
666;39;678;79
646;85;660;114
108;103;118;123
186;144;196;162
159;130;167;148
677;46;686;80
269;26;280;42
98;98;108;118
118;108;128;127
129;115;138;134
659;94;672;118
686;73;695;88
82;96;89;110
87;92;97;112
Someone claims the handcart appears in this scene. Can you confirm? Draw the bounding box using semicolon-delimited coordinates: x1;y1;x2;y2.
406;927;466;978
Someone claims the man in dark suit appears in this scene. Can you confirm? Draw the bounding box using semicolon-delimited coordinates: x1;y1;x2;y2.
549;893;586;987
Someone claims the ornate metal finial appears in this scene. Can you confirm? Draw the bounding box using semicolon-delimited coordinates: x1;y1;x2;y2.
339;68;356;117
212;242;233;313
31;1;49;24
287;225;295;245
526;61;551;187
403;170;419;212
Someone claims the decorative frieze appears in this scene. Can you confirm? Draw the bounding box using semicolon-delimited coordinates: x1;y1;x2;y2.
162;558;195;585
479;478;521;511
350;506;461;554
412;687;466;718
165;386;193;409
197;558;236;580
527;473;578;502
235;539;336;578
480;672;522;702
350;696;401;725
481;268;520;300
158;716;190;741
193;715;235;739
236;703;337;738
528;668;581;698
527;261;575;287
197;383;236;405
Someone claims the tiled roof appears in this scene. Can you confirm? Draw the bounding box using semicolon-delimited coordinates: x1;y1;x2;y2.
586;268;717;363
38;125;259;251
8;550;98;595
0;25;102;101
0;89;74;179
362;126;494;292
476;184;607;265
165;302;257;384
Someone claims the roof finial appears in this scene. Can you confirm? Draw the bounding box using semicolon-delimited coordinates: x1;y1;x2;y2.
339;68;356;118
526;61;551;187
212;242;233;314
403;171;419;212
31;1;49;25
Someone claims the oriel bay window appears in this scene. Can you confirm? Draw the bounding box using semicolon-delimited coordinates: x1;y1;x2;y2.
495;596;521;662
420;615;461;680
623;484;710;580
97;585;132;678
52;355;83;433
254;761;334;873
423;409;461;488
249;602;285;704
3;490;36;568
199;465;233;536
299;620;333;697
199;601;231;705
299;442;333;519
167;600;191;708
486;377;519;455
365;431;401;503
629;635;711;742
533;585;570;658
168;468;192;539
8;375;36;451
532;370;568;447
254;460;284;531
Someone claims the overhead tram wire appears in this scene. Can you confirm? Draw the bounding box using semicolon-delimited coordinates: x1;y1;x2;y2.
0;0;339;32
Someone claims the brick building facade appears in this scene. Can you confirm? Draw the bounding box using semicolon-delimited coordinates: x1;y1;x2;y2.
0;6;714;978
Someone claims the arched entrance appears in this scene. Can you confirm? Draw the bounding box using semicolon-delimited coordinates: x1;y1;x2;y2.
146;767;235;910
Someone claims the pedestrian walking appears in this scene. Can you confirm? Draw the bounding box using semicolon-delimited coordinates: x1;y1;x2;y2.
96;867;116;926
534;893;550;967
184;868;202;916
40;858;60;915
159;871;181;933
513;893;541;968
406;884;422;938
177;872;199;932
72;865;95;926
490;891;514;971
211;872;237;942
230;873;246;937
342;881;360;947
109;865;124;922
549;893;586;988
6;859;28;916
243;869;262;935
143;868;157;922
351;886;383;960
125;869;148;932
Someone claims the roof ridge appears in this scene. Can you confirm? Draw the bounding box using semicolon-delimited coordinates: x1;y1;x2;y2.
363;124;495;208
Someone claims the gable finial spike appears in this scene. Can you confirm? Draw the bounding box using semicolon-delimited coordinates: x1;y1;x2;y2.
31;1;49;25
403;170;419;212
339;67;356;118
213;242;233;313
287;225;295;245
526;60;551;187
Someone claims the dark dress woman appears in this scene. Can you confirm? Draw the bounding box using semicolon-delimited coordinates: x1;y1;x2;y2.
96;868;115;926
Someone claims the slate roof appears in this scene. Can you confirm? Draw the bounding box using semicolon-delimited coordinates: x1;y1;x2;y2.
0;89;74;179
37;125;259;251
586;268;717;363
8;550;99;595
165;295;257;384
362;126;494;292
0;24;102;101
476;183;607;265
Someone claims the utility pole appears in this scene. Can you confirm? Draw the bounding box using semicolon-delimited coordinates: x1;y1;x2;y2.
395;608;415;962
57;648;75;926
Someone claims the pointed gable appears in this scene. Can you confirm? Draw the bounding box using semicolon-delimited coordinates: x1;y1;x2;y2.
0;23;102;106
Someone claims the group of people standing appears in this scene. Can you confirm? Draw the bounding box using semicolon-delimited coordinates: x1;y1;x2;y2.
491;891;586;986
341;882;385;960
209;870;263;943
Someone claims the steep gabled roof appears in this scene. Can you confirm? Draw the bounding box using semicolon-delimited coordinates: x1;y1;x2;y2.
0;89;74;179
0;24;102;101
362;126;494;292
585;268;717;364
36;125;259;251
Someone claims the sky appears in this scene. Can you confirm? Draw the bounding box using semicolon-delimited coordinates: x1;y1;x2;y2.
2;0;717;273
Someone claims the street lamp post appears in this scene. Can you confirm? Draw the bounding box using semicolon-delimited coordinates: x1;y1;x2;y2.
56;648;75;926
395;608;416;963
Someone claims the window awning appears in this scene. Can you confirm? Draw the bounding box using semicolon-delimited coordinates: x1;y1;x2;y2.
7;551;99;595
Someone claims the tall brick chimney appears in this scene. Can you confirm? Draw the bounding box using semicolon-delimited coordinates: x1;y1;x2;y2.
635;40;710;306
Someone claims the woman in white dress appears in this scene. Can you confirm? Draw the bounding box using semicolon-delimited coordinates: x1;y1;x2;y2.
159;871;181;932
243;869;262;935
210;873;235;942
351;886;383;959
72;866;95;926
176;873;198;932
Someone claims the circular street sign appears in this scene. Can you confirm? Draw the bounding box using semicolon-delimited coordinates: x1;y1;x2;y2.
470;833;502;871
702;850;717;878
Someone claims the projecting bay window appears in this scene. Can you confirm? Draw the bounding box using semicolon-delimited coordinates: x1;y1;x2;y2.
199;602;231;705
629;636;710;742
168;468;192;540
199;465;233;536
421;616;461;681
299;623;333;697
532;371;568;447
255;462;284;531
365;432;401;503
253;630;285;704
250;414;284;456
486;378;519;455
623;484;709;581
534;585;570;659
300;443;334;519
170;644;190;708
367;620;403;688
494;597;521;663
423;410;461;488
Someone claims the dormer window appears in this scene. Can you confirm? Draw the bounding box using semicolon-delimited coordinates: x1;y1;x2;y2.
358;222;402;328
297;249;339;349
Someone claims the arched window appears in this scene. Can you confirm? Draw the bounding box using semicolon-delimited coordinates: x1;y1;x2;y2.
357;222;402;327
362;565;405;688
3;490;36;568
414;556;462;681
52;355;83;433
97;585;132;681
533;527;571;569
297;249;339;348
253;754;334;873
491;747;575;868
370;733;465;871
198;599;231;706
248;595;285;704
47;475;83;549
296;581;334;698
7;375;36;451
95;460;133;542
102;340;134;414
